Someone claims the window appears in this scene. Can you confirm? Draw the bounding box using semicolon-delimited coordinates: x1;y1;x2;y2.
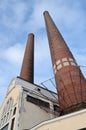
54;105;60;112
1;124;9;130
3;97;13;115
13;107;16;115
9;98;13;108
7;112;9;121
11;118;15;130
4;115;6;124
26;95;49;108
1;118;3;125
10;109;12;118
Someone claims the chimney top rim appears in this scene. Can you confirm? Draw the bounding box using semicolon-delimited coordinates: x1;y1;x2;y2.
28;33;34;37
43;11;49;15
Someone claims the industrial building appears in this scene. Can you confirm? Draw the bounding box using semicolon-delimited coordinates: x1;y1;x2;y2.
0;11;86;130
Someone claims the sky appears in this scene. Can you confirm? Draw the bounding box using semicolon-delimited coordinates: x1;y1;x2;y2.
0;0;86;106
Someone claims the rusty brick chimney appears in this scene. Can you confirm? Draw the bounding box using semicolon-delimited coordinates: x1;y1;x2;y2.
20;33;34;83
44;11;86;114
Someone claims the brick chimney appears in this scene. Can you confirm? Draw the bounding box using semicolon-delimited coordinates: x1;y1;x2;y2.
20;33;34;83
43;11;86;114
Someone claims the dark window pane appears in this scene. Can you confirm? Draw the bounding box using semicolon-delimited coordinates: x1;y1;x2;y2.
13;107;16;115
1;124;9;130
26;95;49;108
11;118;15;130
54;105;60;112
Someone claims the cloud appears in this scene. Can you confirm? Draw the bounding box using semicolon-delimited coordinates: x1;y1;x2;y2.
0;1;29;28
0;43;24;65
0;42;25;106
0;0;86;106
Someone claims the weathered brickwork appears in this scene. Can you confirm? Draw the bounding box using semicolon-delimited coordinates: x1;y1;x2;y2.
44;11;86;112
20;33;34;83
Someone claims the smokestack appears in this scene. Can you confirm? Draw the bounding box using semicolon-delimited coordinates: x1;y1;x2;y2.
43;11;86;114
20;33;34;83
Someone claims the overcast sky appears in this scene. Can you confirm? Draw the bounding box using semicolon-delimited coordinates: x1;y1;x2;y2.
0;0;86;106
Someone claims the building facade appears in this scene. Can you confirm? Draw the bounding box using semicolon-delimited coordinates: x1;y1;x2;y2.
0;77;59;130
